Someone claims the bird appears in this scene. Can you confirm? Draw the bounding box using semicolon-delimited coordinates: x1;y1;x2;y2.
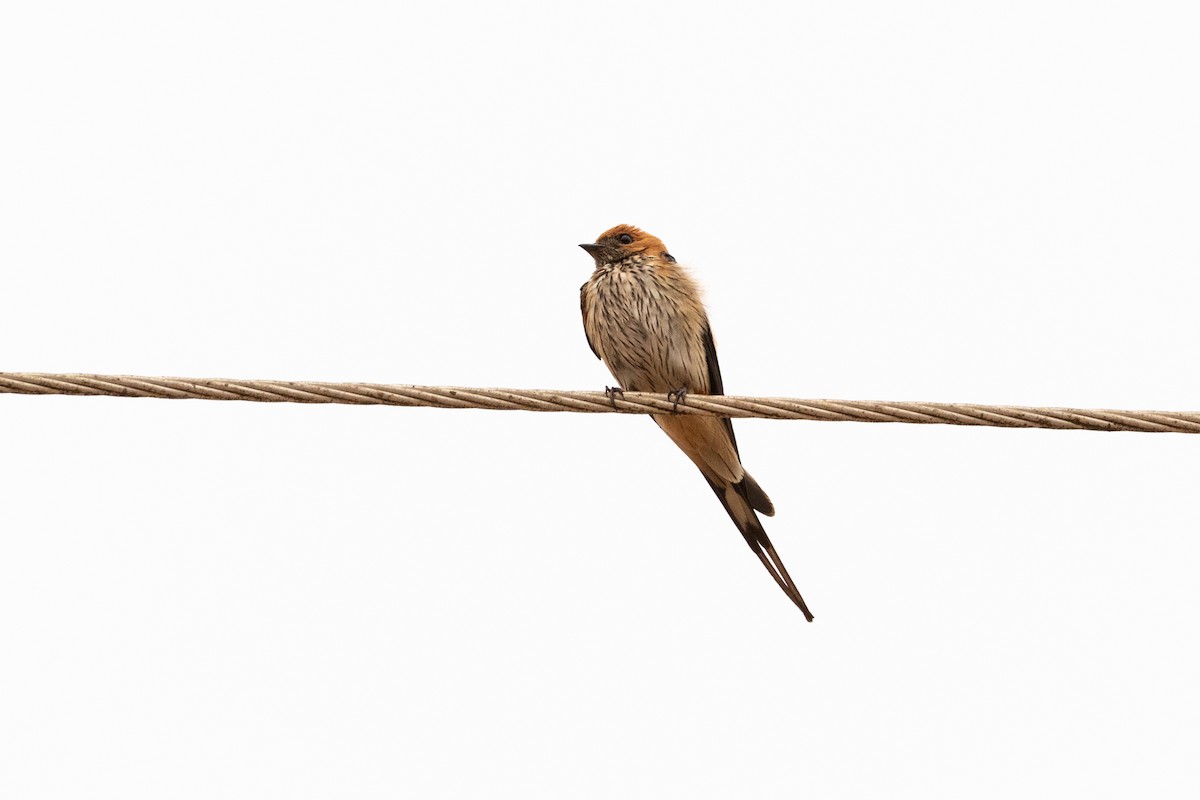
579;224;813;620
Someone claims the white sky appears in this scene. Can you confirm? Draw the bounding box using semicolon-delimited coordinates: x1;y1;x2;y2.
2;2;1198;797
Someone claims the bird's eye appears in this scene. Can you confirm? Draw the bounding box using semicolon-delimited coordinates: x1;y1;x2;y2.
663;252;676;263
618;233;634;245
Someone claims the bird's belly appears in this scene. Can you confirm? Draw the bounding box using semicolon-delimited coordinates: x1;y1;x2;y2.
591;282;700;393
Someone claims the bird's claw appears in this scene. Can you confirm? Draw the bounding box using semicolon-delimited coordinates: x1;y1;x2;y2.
667;386;688;414
605;385;625;410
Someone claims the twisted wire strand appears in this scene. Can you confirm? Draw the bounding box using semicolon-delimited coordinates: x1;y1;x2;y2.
1;371;1197;434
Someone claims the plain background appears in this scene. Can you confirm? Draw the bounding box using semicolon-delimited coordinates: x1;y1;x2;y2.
2;2;1198;797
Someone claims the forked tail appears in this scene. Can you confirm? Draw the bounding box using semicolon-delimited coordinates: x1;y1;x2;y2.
705;476;814;621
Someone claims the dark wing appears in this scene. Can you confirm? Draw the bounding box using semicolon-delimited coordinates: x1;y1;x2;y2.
700;322;735;448
703;321;775;517
580;282;600;360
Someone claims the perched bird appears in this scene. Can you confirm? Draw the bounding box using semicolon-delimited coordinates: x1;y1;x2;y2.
579;224;813;620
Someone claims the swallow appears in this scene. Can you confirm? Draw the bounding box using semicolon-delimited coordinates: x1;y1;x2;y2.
579;224;813;620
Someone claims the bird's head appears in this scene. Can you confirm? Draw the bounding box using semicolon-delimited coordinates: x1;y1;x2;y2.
579;224;676;266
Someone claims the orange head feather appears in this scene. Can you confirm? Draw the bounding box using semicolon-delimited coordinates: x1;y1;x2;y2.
580;224;677;265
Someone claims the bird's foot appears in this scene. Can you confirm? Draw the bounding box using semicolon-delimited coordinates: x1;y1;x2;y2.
667;385;688;414
604;385;625;410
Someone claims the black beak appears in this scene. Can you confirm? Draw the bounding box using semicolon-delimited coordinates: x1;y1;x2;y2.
579;242;608;264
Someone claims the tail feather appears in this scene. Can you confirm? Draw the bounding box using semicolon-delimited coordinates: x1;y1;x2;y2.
738;472;775;517
704;477;813;621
